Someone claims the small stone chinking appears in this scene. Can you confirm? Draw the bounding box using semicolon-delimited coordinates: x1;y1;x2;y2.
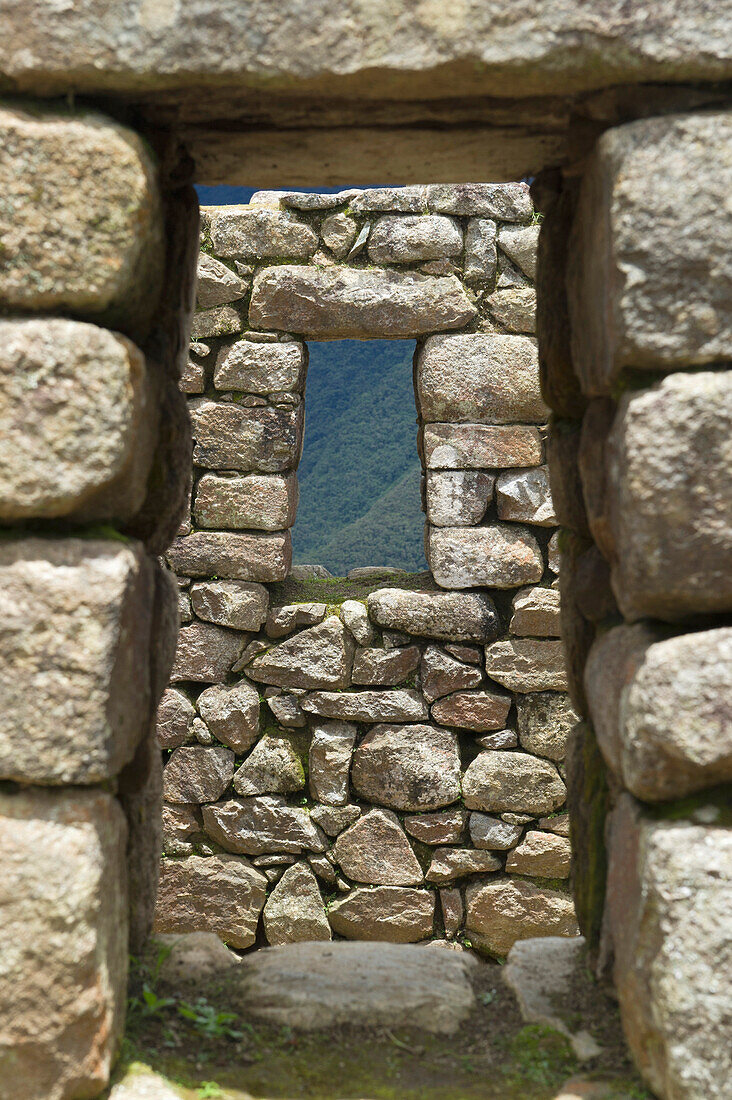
157;182;580;957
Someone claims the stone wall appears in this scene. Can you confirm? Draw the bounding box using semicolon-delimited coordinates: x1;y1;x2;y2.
154;183;580;955
539;110;732;1100
0;103;198;1099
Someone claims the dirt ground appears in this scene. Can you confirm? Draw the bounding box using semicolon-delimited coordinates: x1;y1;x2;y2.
115;940;653;1100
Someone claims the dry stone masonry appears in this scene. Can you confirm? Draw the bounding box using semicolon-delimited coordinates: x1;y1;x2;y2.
0;102;199;1100
540;109;732;1100
156;184;580;958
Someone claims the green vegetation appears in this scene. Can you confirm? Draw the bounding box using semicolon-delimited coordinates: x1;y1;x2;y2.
292;340;427;574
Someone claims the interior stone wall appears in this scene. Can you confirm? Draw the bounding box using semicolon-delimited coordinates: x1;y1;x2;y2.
154;183;581;954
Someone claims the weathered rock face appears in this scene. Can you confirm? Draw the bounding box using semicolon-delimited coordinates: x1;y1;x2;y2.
404;808;467;845
170;621;243;683
465;878;579;957
420;645;483;702
0;788;128;1100
469;813;524;851
0;104;163;340
233;733;305;796
301;689;428;723
208;206;318;260
498;225;539;279
510;587;561;637
516;692;577;762
351;724;461;811
163;745;235;803
157;688;196;749
351;644;420;685
308;721;357;805
189;400;303;472
417;334;546;424
0;319;155;523
154;854;267;949
214;339;305;393
425;470;494;527
464;218;497;283
431;690;511;732
328;887;435;943
263;862;331;944
368;215;462;264
585;625;732;800
505;831;572;877
568;111;732;394
246;616;353;689
463;751;566;815
485;639;568;692
190;580;269;631
334;809;423;885
496;467;556;526
196;253;249;309
368;589;498;643
249;265;477;338
194;473;298;531
167;530;291;582
426;848;502;883
202;796;325;855
606;796;732;1100
605;372;732;621
196;681;260;753
0;539;153;784
429;524;543;589
423;423;543;469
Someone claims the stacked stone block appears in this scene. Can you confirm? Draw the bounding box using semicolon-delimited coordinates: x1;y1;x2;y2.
0;102;198;1100
540;110;732;1100
158;183;580;958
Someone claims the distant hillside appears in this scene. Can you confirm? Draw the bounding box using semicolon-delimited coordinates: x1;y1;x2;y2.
292;340;427;575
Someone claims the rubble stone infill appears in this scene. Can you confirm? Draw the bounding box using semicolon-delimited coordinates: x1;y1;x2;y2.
158;185;579;955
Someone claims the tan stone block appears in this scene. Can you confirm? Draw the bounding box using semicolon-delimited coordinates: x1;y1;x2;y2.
167;530;291;582
428;524;543;589
328;887;435;943
194;471;298;530
154;854;267;949
505;830;571;877
465;878;578;957
0;787;127;1100
423;423;543;469
209;206;318;260
189;400;303;472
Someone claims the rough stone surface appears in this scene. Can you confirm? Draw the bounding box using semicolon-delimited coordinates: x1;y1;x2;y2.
0;538;152;784
321;213;358;258
214;339;305;393
232;940;475;1033
0;787;127;1100
352;645;421;686
0;319;155;523
208;206;318;260
569;112;732;393
426;848;502;883
367;588;498;643
606;372;732;621
196;681;261;753
368;215;462;264
301;689;427;723
250;265;477;338
308;721;357;805
202;796;325;855
431;690;511;732
425;470;494;527
335;809;423;885
340;600;375;645
466;878;579;957
421;645;483;702
157;688;196;749
310;804;361;837
417;334;546;424
496;467;556;526
163;746;235;804
585;625;732;800
485;639;569;692
156;931;240;983
424;423;543;469
498;224;539;279
154;854;267;949
196;252;249;308
266;602;326;638
190;303;246;340
167;531;291;582
162;802;201;856
195;472;298;531
469;813;524;851
233;733;305;796
328;887;435;943
108;1067;188;1100
404;808;467;846
170;621;243;683
351;723;461;811
463;751;566;814
464;218;497;282
246;616;353;689
189;400;303;473
485;287;537;334
0;104;163;340
505;831;572;877
517;692;577;762
429;525;543;589
606;796;732;1100
510;587;561;637
190;579;269;631
263;862;331;944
